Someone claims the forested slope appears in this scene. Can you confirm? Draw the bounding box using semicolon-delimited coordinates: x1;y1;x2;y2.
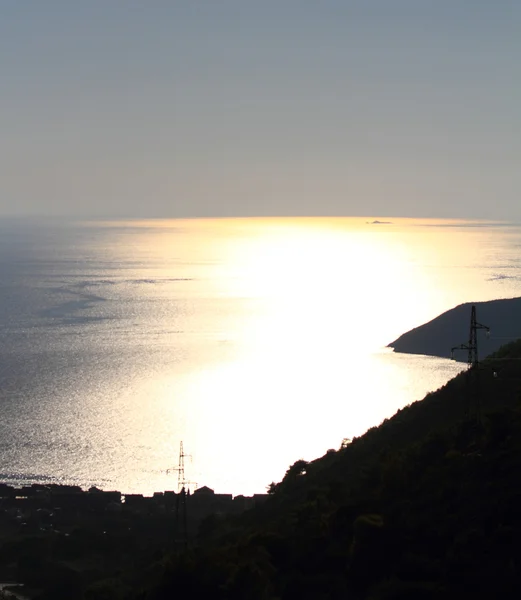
149;340;521;600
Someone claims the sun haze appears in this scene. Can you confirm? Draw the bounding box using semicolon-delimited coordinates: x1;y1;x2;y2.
1;1;520;219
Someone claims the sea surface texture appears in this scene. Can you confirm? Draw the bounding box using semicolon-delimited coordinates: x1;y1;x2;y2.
1;217;520;495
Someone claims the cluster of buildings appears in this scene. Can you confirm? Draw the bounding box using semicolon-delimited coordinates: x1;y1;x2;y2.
0;483;268;532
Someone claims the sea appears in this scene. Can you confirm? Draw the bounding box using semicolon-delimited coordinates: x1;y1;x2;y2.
1;216;521;496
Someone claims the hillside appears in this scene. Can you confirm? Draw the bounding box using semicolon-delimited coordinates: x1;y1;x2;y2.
388;297;521;360
149;340;521;600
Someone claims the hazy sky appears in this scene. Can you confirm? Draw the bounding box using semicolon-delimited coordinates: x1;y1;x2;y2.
1;1;520;219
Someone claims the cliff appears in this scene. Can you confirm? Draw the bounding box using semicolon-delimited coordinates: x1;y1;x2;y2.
388;296;521;360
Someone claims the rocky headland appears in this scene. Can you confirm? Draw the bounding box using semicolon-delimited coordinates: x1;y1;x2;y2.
388;296;521;360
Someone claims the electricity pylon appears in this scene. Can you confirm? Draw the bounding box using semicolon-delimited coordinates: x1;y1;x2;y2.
451;305;490;369
167;442;196;550
167;441;191;492
451;305;490;421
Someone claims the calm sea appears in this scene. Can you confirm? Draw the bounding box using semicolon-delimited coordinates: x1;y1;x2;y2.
1;217;520;495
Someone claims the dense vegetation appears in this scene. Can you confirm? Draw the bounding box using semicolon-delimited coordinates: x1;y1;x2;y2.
148;340;521;600
0;510;177;600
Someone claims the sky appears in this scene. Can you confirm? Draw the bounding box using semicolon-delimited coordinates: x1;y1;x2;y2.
1;1;520;219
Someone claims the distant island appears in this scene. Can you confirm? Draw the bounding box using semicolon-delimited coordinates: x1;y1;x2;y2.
388;296;521;360
366;219;392;225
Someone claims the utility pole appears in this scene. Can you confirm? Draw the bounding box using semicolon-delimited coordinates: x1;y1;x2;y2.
451;305;490;420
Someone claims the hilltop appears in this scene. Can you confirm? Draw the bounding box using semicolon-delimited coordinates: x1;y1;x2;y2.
149;340;521;600
388;297;521;360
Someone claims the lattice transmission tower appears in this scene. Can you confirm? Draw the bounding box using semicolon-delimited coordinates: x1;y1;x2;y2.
451;305;490;368
451;305;490;421
167;441;197;550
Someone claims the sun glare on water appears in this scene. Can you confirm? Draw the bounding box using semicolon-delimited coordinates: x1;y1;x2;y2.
4;216;504;495
137;217;470;494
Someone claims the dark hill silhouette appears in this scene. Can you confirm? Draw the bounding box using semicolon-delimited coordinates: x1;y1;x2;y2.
149;339;521;600
388;296;521;360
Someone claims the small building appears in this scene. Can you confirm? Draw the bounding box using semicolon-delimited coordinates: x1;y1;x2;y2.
193;486;214;496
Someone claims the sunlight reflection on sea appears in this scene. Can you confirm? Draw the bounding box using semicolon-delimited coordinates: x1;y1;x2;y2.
1;217;520;495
